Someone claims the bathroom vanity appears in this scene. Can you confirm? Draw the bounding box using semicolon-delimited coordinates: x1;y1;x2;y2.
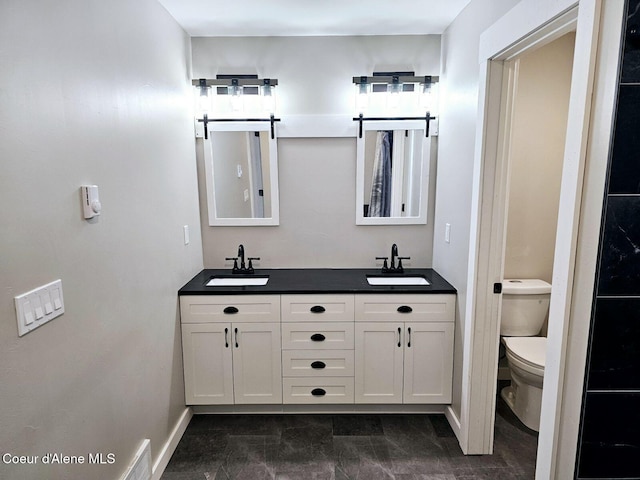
178;268;456;412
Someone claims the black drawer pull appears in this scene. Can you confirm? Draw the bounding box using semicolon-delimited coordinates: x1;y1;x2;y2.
311;388;326;397
224;327;229;348
311;361;326;369
397;305;413;313
310;333;326;342
310;305;326;313
223;306;239;314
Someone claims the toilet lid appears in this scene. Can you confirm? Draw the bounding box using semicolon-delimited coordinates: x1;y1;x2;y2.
503;337;546;368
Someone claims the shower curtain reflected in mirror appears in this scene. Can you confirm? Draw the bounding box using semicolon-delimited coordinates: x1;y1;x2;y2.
369;130;392;217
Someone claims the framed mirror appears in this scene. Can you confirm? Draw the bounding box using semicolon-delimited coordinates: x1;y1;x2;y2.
356;120;431;225
203;122;279;226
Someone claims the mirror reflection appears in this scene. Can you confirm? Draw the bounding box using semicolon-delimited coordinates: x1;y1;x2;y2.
356;123;430;225
211;130;272;219
363;129;424;218
203;124;280;226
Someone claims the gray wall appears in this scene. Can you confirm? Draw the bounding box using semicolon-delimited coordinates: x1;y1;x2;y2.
0;1;203;478
192;35;440;268
433;0;520;418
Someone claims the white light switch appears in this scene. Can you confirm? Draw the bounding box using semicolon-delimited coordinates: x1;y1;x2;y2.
445;223;451;244
15;280;64;337
183;225;190;245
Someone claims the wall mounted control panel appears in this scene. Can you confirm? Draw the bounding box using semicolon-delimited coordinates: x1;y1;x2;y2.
81;185;101;219
14;279;65;336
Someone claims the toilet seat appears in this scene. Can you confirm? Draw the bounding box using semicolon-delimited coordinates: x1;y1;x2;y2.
502;336;546;371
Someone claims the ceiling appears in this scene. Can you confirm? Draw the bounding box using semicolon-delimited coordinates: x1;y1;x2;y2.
157;0;471;37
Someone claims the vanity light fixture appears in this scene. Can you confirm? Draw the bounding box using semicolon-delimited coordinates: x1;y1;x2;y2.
192;75;280;139
352;72;439;138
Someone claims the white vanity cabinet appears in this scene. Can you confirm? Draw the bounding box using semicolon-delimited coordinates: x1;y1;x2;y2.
354;294;455;404
179;289;455;408
180;295;282;405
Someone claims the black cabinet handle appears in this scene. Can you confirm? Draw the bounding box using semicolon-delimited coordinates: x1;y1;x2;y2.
407;327;412;348
310;305;326;313
224;306;239;314
311;361;326;369
397;305;413;314
234;327;239;348
311;388;326;396
397;327;402;347
310;333;326;342
224;327;229;348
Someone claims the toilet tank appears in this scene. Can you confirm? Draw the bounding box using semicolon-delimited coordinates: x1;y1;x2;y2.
500;279;552;336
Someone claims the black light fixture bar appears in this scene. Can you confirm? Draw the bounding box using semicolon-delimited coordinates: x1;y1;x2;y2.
353;113;436;138
198;114;281;140
192;76;279;87
352;73;438;85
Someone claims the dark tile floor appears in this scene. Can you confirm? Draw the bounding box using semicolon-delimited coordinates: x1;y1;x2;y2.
162;396;537;480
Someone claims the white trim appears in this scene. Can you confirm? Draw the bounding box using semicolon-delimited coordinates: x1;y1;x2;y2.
192;403;448;414
151;407;193;480
537;2;602;478
552;2;625;478
463;1;606;476
355;121;431;225
203;123;280;226
445;405;462;440
478;1;578;62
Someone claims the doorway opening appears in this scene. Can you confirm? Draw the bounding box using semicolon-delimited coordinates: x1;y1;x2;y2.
494;31;577;468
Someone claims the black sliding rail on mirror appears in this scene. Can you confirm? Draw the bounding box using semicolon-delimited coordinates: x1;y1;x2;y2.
353;112;436;138
197;114;281;139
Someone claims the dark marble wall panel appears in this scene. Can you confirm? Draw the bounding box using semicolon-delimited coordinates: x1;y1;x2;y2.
578;1;640;479
577;393;640;479
621;0;640;83
597;196;640;295
608;86;640;193
587;298;640;389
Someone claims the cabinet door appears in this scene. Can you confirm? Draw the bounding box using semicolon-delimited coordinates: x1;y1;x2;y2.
232;322;282;404
181;323;233;405
403;322;454;404
354;322;404;403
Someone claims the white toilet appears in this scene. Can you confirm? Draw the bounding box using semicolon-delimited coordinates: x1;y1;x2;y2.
500;278;551;432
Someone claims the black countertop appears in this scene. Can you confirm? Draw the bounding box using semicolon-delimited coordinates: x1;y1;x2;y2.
179;268;456;295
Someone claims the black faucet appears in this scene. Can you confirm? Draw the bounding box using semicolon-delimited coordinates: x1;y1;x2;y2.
377;243;410;273
238;244;246;271
390;244;399;271
226;244;260;274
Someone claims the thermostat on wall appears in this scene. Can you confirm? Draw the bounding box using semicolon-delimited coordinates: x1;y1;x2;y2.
81;185;101;219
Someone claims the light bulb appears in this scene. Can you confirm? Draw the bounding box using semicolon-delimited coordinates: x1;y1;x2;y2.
355;83;369;113
261;84;276;113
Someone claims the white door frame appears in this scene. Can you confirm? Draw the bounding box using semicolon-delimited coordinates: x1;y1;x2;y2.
461;1;606;479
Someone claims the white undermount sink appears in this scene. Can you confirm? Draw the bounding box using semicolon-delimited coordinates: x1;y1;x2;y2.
206;276;269;287
366;275;430;286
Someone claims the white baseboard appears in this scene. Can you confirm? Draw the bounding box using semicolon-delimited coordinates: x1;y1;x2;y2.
151;407;192;480
444;405;462;445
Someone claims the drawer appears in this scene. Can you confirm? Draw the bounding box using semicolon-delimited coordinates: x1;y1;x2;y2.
281;322;354;350
282;350;354;377
281;294;354;322
180;295;280;323
355;294;455;322
283;377;354;404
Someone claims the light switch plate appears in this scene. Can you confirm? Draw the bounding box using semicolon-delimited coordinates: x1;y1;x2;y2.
15;279;64;336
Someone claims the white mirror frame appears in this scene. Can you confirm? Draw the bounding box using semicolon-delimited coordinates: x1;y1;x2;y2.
355;119;431;225
203;121;280;226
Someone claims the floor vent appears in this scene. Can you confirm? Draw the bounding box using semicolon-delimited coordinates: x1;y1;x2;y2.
121;439;151;480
